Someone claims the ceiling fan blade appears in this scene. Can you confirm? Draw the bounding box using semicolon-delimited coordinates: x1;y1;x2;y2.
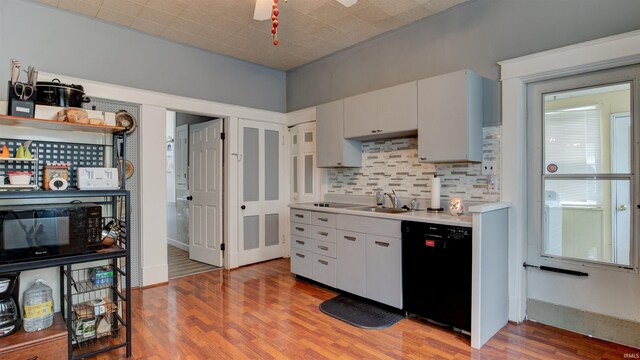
335;0;357;7
254;0;272;21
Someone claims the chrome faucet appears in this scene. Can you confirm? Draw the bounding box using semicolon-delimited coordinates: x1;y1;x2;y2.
385;190;400;208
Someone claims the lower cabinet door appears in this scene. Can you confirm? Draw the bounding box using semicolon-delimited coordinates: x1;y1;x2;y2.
336;230;366;297
366;235;402;309
312;253;337;287
291;248;312;278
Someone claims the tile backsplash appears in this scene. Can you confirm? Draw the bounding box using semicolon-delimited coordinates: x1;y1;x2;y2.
326;126;501;202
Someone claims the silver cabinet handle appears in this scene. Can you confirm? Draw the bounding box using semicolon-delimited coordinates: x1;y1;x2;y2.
295;214;304;218
295;240;305;245
318;245;329;251
344;236;356;241
295;227;305;231
318;217;329;222
371;130;377;133
318;260;328;265
377;129;383;132
296;253;305;258
375;241;390;247
318;231;328;236
420;157;427;161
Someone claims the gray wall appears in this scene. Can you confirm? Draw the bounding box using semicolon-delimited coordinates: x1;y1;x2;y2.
0;0;286;112
176;112;216;127
286;0;640;116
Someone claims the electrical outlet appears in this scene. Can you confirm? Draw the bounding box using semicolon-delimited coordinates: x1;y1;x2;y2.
482;161;497;176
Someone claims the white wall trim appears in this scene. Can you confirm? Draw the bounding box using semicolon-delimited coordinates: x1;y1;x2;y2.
285;106;316;127
168;239;189;252
499;29;640;322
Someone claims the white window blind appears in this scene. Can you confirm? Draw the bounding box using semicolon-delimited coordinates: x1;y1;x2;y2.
544;105;602;204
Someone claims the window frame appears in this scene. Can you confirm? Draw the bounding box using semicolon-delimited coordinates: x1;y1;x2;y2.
527;66;639;271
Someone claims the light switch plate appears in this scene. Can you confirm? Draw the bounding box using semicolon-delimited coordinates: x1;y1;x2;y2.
482;161;497;176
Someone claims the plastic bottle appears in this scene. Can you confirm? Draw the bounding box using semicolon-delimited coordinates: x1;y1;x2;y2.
375;191;384;207
22;279;54;332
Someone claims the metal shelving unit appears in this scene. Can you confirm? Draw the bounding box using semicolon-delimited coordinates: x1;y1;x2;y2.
0;116;132;359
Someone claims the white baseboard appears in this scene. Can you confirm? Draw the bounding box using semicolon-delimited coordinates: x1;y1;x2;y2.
142;263;169;287
168;238;189;251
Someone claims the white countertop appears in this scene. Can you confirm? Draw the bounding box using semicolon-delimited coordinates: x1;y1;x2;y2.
289;203;473;227
468;202;512;213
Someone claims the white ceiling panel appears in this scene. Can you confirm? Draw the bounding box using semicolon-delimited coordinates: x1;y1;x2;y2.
33;0;469;70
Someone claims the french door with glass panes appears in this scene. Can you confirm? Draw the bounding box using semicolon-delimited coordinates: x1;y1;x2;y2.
237;119;285;266
290;122;320;204
526;65;639;326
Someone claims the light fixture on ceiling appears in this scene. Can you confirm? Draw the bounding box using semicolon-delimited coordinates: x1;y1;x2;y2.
253;0;358;46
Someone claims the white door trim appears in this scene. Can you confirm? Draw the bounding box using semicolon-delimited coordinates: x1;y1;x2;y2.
499;29;640;322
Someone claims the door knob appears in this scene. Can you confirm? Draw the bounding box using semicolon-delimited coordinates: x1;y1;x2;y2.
241;205;246;210
186;196;193;201
618;204;628;211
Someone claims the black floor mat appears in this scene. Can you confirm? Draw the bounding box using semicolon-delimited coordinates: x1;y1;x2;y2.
319;294;405;329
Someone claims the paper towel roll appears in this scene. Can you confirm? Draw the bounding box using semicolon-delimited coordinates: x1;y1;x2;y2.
431;175;441;209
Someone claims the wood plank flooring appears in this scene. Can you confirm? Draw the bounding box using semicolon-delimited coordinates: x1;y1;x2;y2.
96;258;638;359
168;245;220;279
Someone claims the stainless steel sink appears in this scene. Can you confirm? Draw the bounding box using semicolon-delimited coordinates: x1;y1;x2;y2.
350;206;411;214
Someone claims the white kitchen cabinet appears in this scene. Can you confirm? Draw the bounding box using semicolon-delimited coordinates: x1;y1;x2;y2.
344;91;378;138
344;82;417;140
366;235;403;309
291;249;312;278
312;253;337;287
336;230;367;297
290;122;320;203
290;210;338;288
316;100;361;168
417;69;483;163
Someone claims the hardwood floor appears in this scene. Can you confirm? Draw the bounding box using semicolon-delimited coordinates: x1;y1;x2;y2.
96;259;638;359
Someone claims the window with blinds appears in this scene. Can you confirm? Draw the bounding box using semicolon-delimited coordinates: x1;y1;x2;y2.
544;105;602;205
537;81;634;266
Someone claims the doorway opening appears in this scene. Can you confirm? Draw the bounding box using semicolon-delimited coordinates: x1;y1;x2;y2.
166;111;224;279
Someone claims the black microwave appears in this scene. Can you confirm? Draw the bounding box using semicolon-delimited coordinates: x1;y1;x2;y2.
0;203;103;264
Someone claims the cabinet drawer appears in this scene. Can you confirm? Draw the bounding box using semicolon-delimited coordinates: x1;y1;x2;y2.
312;239;337;258
291;236;312;251
312;253;337;287
311;225;337;243
1;335;67;360
291;249;312;279
337;214;401;238
290;209;311;224
290;222;311;238
311;212;336;227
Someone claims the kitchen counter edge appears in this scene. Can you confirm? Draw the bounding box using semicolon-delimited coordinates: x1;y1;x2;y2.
289;203;473;227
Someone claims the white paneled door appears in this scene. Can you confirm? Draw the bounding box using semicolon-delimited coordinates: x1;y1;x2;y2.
188;119;223;267
238;119;285;266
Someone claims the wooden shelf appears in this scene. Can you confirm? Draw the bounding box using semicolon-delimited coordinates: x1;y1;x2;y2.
0;115;125;134
0;157;38;162
0;313;67;357
0;184;39;189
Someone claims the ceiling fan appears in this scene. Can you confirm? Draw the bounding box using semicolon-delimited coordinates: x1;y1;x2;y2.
253;0;358;21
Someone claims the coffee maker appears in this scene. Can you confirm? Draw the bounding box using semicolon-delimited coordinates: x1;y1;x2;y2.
0;272;21;337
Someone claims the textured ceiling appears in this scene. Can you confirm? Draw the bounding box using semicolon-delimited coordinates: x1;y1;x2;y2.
33;0;467;70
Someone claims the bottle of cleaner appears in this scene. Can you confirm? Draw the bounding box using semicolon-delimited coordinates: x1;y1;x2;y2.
375;191;384;207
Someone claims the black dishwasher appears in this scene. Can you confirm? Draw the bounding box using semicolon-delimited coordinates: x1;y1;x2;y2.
402;221;472;333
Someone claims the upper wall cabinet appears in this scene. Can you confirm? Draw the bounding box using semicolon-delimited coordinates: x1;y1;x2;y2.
316;100;362;168
344;82;418;140
417;69;483;163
